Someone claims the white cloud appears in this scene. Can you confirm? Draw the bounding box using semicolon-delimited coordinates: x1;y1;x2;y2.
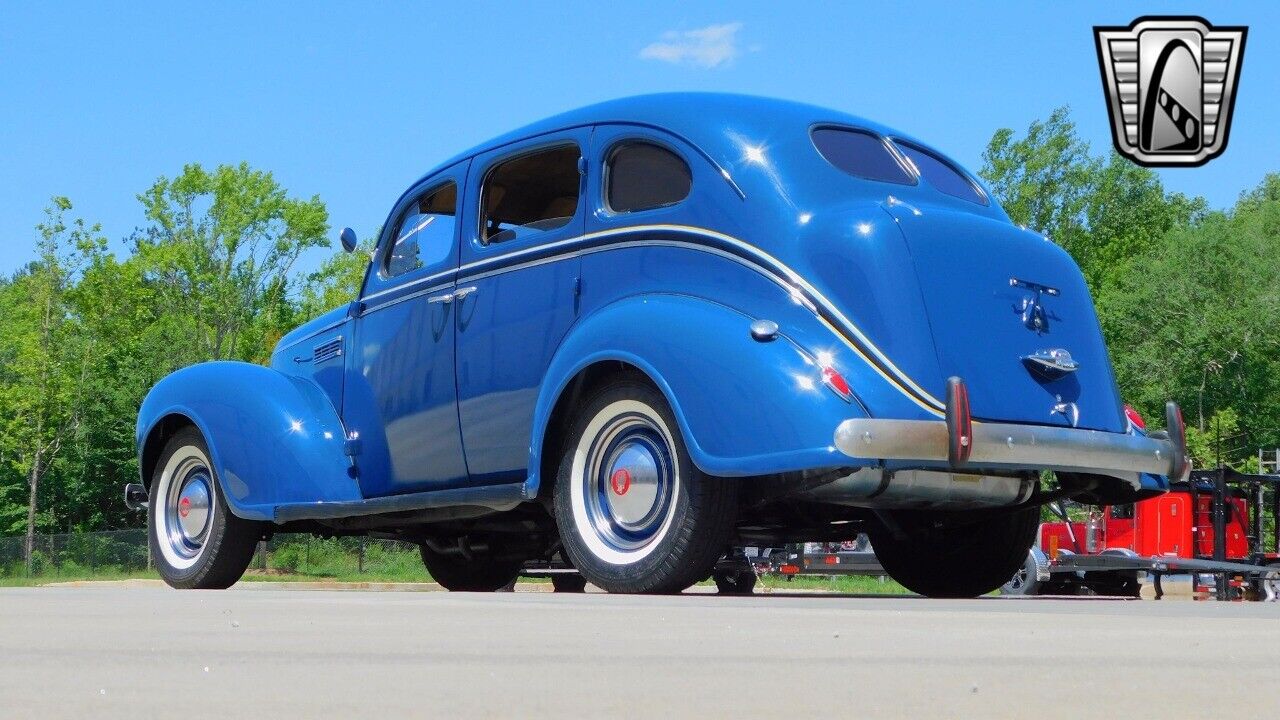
639;22;743;69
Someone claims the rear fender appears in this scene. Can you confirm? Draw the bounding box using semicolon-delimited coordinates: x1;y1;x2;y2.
526;294;866;496
136;362;359;521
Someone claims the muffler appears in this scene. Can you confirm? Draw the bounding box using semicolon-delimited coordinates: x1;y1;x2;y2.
799;467;1036;510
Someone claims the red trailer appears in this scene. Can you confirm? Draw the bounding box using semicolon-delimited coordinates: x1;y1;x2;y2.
1008;467;1280;600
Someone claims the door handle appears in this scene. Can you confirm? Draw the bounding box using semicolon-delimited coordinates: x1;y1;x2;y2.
453;286;478;300
427;292;454;304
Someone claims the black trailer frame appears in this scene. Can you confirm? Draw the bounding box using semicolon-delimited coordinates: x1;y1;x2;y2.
1045;467;1280;600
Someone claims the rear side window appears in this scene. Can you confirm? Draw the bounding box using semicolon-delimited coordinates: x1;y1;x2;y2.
606;142;692;212
811;127;913;184
894;141;988;205
386;182;457;277
481;145;581;244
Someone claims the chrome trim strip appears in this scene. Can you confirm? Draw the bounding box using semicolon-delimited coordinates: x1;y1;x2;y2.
445;224;947;415
361;268;457;302
348;223;945;415
363;280;456;314
834;418;1176;488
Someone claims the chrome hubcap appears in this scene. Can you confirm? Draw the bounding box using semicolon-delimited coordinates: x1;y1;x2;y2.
166;461;212;559
583;414;675;552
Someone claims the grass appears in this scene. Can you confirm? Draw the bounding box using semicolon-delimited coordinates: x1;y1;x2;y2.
756;573;911;595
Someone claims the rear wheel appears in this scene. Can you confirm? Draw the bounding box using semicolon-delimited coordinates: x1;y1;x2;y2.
553;377;738;594
871;506;1040;598
420;544;522;592
148;428;260;589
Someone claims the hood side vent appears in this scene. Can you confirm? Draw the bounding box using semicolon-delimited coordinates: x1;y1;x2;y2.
312;337;343;364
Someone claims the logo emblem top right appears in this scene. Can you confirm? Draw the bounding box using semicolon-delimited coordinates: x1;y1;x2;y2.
1095;16;1247;167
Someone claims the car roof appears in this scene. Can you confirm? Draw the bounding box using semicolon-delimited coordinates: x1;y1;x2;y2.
398;92;920;199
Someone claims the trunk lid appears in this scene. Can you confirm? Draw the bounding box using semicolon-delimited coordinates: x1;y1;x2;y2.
884;202;1126;432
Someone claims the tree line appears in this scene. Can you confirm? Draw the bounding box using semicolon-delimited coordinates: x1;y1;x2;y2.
1;108;1277;548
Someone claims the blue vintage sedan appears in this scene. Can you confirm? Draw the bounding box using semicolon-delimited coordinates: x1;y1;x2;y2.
132;93;1188;596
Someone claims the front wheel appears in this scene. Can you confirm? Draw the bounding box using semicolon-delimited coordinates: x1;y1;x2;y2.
553;377;738;594
871;506;1040;598
148;428;261;589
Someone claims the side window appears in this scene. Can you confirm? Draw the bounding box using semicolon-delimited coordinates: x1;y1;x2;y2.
893;141;988;205
811;127;914;184
481;145;580;244
606;141;691;213
386;183;457;277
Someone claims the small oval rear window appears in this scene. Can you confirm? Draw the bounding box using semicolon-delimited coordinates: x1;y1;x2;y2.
606;142;692;213
811;128;913;185
893;141;988;205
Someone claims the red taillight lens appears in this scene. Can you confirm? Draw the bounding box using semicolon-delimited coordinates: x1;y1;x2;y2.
1124;404;1145;431
821;365;852;402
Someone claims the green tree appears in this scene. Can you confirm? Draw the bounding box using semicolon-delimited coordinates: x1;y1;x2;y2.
1099;176;1280;453
0;199;102;567
298;235;375;320
980;106;1205;288
133;162;329;366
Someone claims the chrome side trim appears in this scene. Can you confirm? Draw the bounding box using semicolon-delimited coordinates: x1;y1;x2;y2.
834;418;1176;488
438;224;947;415
363;280;456;314
361;268;457;302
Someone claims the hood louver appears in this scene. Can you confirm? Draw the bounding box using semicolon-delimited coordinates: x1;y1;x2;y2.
312;337;343;364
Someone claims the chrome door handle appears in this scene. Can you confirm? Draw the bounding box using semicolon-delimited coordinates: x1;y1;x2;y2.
427;292;454;304
453;286;478;300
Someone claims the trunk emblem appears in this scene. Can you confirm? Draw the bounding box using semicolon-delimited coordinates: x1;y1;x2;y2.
1023;348;1080;380
1009;277;1060;333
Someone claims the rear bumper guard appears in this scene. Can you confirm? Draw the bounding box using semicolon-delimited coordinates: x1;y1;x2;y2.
834;377;1190;485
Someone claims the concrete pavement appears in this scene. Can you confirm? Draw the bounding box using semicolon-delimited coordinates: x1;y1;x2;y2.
1;585;1276;718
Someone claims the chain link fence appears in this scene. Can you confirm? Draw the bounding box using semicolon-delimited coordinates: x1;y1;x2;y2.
0;530;427;581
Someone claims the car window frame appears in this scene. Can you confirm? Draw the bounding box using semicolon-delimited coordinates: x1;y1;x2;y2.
475;140;584;247
809;123;919;187
600;137;694;216
379;179;461;280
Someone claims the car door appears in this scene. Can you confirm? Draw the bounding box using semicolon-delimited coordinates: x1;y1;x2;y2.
455;130;589;485
341;161;470;497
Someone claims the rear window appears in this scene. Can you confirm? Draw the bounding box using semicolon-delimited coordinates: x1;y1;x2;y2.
893;141;988;205
606;142;691;212
811;127;913;184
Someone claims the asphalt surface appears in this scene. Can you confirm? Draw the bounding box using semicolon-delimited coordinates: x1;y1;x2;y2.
2;584;1278;719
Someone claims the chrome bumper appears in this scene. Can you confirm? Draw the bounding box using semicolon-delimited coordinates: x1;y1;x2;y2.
834;418;1185;485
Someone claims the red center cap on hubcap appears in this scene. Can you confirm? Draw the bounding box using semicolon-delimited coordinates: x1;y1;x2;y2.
178;496;191;518
610;468;632;496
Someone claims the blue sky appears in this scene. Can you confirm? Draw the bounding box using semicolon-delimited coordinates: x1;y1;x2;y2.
1;2;1275;277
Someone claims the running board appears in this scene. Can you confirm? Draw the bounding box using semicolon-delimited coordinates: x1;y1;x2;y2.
273;482;528;523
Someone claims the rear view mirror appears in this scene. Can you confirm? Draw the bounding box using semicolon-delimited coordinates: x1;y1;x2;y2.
339;227;358;253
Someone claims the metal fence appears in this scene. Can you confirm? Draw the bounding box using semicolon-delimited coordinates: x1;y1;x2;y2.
0;529;427;581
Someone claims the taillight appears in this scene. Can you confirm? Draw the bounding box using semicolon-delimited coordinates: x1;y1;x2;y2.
1124;404;1145;431
821;365;852;402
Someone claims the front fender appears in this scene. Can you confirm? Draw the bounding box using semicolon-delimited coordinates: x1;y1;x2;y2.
527;294;865;495
136;362;359;521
